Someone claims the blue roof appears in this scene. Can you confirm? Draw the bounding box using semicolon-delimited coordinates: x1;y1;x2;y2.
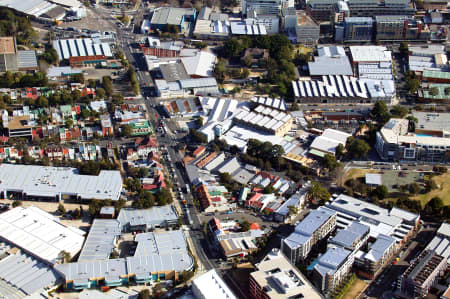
330;221;369;249
314;247;351;276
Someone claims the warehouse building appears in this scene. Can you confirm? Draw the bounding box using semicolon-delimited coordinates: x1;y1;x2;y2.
0;206;85;264
308;46;353;77
52;38;113;60
77;219;121;262
55;229;194;290
149;7;197;32
0;37;38;73
233;106;293;137
117;206;179;232
309;128;351;158
155;77;219;98
292;75;396;104
0;164;122;201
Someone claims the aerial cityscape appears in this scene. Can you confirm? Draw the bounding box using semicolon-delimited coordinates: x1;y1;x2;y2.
0;0;447;298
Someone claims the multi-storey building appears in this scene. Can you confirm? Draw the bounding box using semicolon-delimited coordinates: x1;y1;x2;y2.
329;222;370;252
249;248;323;299
347;0;415;17
375;118;450;162
242;0;280;16
398;250;447;298
282;207;337;263
311;246;354;295
375;15;430;41
354;234;396;279
307;0;414;21
336;17;374;42
296;11;320;45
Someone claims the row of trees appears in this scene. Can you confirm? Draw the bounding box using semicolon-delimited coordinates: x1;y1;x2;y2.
0;71;48;88
127;67;140;96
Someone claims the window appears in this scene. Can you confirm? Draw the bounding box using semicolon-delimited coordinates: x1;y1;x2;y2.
404;148;415;159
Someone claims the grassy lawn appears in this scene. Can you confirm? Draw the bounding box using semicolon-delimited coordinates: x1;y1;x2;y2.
410;172;450;206
342;278;368;299
344;168;380;182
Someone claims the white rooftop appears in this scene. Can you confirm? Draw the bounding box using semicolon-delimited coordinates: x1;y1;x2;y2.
350;46;392;63
0;206;85;264
0;164;122;201
192;269;237;299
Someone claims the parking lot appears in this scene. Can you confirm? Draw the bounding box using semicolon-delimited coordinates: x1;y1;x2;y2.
58;7;116;32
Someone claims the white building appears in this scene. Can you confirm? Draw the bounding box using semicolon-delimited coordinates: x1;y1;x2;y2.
192;269;237;299
309;128;351;158
155;77;219;99
0;164;122;201
0;206;85;264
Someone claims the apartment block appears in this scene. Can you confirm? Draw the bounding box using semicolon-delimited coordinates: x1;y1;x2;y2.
375;15;430;41
249;248;323;299
398;250;447;298
282;207;337;263
311;246;354;295
354;234;397;279
376;118;450;162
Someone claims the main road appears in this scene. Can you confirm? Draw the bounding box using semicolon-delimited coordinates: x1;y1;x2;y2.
93;6;214;272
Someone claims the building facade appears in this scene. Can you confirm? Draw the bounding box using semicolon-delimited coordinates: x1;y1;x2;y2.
282;207;337;263
398;250;447;298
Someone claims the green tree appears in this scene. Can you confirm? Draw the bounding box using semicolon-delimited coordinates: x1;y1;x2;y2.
406;183;420;195
243;55;253;67
12;200;22;208
399;42;409;57
425;179;437;192
445;87;450;95
390;105;408;118
335;144;345;159
239;220;251;232
322;154;338;171
406;115;418;132
372;185;389;200
308;182;331;204
96;88;106;99
222;38;243;58
425;197;443;214
138;289;150;299
348;139;370;159
179;270;194;284
57;203;66;215
288;205;298;216
102;76;113;97
371;101;391;125
42;47;59;64
65;118;74;128
121;124;133;137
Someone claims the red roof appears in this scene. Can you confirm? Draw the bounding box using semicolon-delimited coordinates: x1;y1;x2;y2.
250;223;260;230
193;146;206;157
